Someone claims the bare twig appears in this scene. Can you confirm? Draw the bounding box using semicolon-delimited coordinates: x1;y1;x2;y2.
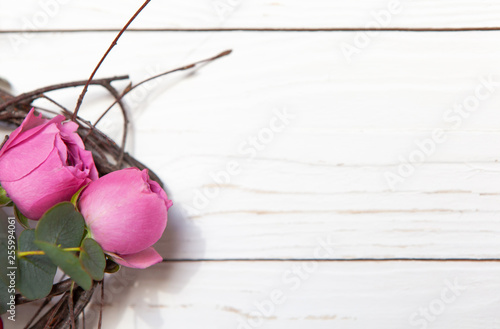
16;279;73;305
0;76;129;112
39;292;68;329
68;282;76;329
90;49;232;168
72;0;151;120
98;278;104;329
82;309;85;329
23;298;51;329
93;49;232;130
39;94;71;114
60;284;97;329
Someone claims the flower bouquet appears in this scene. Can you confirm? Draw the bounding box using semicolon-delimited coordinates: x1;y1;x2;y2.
0;1;230;327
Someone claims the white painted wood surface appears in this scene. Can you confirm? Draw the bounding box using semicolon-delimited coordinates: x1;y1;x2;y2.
1;0;500;30
12;262;500;329
1;1;500;328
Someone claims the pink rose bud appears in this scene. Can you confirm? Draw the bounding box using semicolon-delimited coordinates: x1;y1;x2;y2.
78;168;172;269
0;109;98;220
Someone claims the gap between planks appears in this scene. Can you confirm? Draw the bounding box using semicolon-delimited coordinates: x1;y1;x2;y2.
162;258;500;262
3;27;500;33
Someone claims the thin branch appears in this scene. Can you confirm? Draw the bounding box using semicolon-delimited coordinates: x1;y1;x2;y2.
39;94;70;114
60;284;97;329
0;76;129;112
68;282;76;329
90;49;231;168
93;49;232;127
40;292;68;329
16;279;73;305
23;298;51;329
98;277;104;329
96;80;129;167
72;0;151;120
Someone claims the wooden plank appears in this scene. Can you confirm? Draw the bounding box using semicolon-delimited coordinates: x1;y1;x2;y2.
155;197;500;260
9;261;500;328
1;17;499;329
1;0;500;30
2;32;500;259
2;32;500;137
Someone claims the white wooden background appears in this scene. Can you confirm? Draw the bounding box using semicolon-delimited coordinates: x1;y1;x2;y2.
2;1;500;328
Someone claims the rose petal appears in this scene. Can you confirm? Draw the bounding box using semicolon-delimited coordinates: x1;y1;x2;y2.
112;247;163;269
147;175;173;209
3;148;91;219
0;109;98;219
79;168;169;254
0;109;73;182
0;109;45;154
58;121;84;148
0;109;64;157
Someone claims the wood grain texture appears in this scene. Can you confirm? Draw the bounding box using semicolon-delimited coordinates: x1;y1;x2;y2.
3;32;500;260
12;262;500;329
1;7;500;326
1;0;500;30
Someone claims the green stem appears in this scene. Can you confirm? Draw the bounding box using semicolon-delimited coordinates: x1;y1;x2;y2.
18;247;81;258
17;250;45;257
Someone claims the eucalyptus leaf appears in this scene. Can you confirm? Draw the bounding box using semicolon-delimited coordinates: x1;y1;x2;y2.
80;238;105;281
17;230;56;300
35;202;84;248
35;241;92;290
14;206;30;230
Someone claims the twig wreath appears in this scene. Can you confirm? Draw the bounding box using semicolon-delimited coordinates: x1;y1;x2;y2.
0;1;231;328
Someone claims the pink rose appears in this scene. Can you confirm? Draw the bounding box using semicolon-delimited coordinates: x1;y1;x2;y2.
0;109;98;220
78;168;172;269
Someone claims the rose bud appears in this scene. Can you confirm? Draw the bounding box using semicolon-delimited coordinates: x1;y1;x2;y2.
0;109;98;220
78;168;172;269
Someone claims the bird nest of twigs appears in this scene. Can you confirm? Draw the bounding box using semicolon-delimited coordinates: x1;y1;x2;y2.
0;1;230;327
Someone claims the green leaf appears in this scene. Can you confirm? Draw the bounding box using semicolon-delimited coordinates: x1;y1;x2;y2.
80;238;105;281
14;206;30;230
35;241;92;290
35;202;84;248
0;186;11;206
17;230;57;300
71;185;87;207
